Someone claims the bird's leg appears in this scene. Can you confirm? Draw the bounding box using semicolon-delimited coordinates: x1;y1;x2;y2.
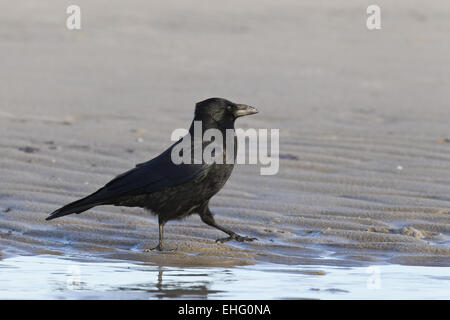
145;222;164;251
199;205;257;243
145;220;176;252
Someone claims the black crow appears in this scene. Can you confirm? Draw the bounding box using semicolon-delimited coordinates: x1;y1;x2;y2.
46;98;258;251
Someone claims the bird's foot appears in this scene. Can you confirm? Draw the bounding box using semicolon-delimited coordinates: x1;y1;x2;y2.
144;244;177;252
216;233;257;243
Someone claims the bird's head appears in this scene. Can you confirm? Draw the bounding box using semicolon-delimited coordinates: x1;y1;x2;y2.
194;98;258;129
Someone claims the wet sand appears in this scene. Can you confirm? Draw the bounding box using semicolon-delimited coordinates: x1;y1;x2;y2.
0;1;450;268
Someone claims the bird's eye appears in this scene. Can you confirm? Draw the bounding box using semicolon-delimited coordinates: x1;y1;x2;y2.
226;105;233;112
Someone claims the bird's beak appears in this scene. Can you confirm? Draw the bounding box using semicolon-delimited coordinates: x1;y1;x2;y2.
234;104;259;117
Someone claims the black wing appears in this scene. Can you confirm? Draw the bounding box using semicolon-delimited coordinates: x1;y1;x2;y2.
102;146;210;196
46;140;210;220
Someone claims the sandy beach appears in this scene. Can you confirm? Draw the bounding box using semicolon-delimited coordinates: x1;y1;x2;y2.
0;0;449;270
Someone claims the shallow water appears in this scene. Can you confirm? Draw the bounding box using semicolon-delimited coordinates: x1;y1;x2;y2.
0;255;448;299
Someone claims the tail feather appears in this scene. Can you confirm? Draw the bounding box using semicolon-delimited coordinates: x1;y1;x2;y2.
46;190;106;221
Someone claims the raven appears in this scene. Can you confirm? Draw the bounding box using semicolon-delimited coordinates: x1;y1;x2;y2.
46;98;259;251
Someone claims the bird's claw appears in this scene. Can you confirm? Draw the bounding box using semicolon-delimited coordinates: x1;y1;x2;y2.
144;244;177;252
216;233;257;243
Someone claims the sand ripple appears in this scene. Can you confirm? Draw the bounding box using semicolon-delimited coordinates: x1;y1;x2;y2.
1;0;449;267
1;113;449;267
